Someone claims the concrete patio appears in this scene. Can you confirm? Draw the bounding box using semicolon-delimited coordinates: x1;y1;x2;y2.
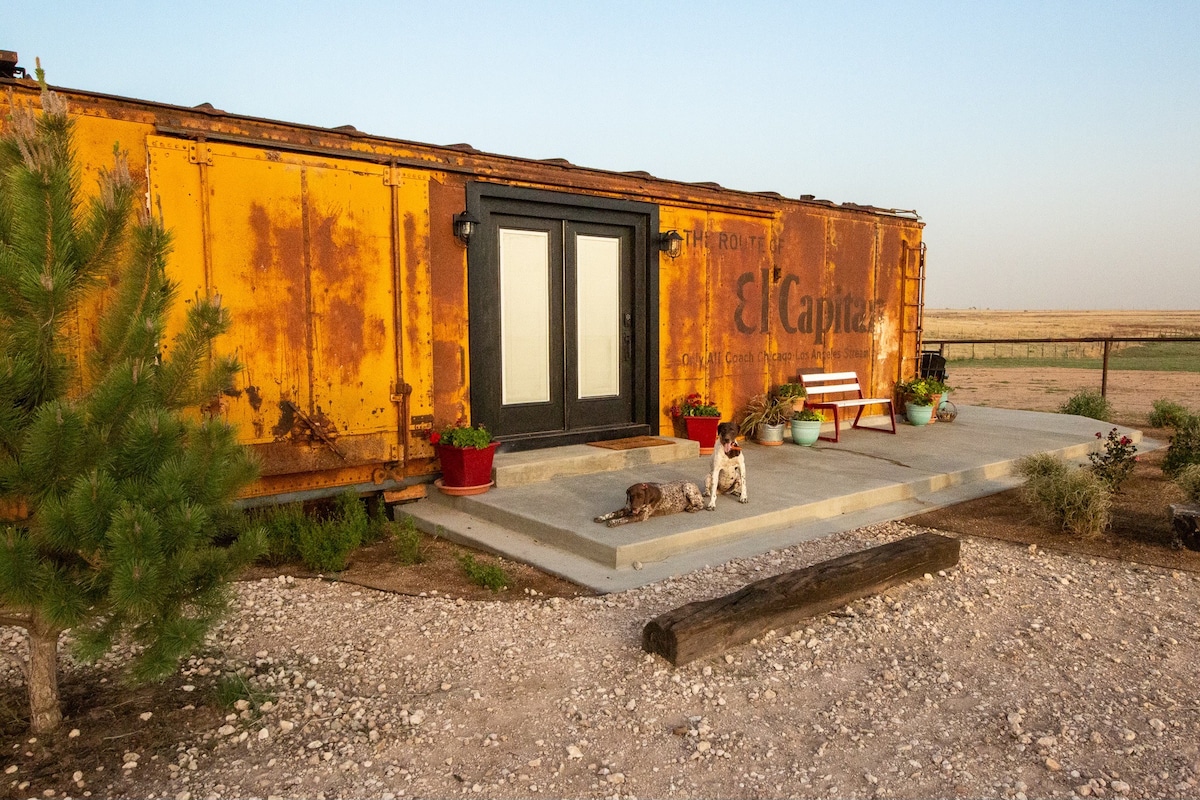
399;406;1150;592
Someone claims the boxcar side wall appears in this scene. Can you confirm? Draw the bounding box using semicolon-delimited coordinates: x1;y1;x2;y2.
1;83;923;499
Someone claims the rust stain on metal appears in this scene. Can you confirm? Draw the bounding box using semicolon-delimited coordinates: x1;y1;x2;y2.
245;384;264;411
246;203;308;354
402;211;424;366
271;400;298;440
309;207;387;368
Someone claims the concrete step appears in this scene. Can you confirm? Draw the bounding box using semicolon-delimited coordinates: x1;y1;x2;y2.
492;437;698;487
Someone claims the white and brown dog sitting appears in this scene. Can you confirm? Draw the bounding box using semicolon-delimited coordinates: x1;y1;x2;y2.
705;421;748;509
593;481;706;527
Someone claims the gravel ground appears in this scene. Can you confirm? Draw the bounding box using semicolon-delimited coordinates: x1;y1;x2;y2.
10;521;1200;800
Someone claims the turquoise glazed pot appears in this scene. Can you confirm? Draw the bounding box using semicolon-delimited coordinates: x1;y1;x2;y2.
790;419;822;446
906;403;934;426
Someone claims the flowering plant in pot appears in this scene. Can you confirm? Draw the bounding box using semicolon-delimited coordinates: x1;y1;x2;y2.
671;392;722;454
430;422;498;495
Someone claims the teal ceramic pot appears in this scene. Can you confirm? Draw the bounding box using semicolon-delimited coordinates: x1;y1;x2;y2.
906;403;934;426
790;418;822;446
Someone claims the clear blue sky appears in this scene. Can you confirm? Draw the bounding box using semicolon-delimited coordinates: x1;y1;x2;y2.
9;1;1199;309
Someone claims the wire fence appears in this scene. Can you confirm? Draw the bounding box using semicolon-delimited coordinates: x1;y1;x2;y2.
922;336;1200;398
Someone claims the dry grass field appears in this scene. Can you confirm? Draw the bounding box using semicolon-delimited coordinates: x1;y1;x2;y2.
925;309;1200;362
925;309;1200;340
924;309;1200;418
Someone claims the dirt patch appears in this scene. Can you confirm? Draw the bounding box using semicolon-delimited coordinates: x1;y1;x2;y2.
0;665;225;799
240;529;593;602
909;439;1200;574
946;366;1200;417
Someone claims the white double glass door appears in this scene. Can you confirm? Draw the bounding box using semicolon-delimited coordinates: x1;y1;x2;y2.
486;215;634;438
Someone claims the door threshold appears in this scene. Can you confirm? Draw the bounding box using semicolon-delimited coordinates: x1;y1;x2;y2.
497;424;651;453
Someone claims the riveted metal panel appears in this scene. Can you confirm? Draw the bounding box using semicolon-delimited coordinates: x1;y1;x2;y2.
703;213;775;419
769;208;828;381
657;207;709;434
147;137;400;482
428;177;471;441
877;221;921;387
820;215;880;385
393;169;436;464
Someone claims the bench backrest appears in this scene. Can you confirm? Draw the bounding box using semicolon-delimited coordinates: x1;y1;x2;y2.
801;372;865;401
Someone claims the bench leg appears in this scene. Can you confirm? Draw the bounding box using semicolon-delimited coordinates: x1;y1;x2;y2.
819;406;841;442
850;402;897;435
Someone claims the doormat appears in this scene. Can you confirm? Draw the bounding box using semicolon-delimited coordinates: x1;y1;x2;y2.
587;436;676;451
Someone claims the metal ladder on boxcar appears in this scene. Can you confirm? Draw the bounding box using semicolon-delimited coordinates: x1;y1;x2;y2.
897;241;927;383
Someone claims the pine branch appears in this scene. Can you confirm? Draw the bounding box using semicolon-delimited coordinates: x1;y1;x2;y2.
73;149;134;290
91;219;172;377
157;296;235;409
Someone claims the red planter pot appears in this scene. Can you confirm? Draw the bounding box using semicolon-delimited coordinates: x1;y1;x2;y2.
435;441;499;491
683;415;722;455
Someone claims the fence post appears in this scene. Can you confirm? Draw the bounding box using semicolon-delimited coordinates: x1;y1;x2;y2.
1101;340;1111;398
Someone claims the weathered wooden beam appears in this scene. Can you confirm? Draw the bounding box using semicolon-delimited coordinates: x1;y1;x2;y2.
643;533;961;666
1170;503;1200;551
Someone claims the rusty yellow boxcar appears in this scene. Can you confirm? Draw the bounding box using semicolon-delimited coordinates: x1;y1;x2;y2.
0;75;926;502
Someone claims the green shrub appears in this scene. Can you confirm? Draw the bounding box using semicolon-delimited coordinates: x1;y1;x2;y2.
252;492;374;572
1016;453;1069;482
364;496;391;545
1021;466;1112;538
297;518;360;573
254;502;307;566
292;491;367;572
1175;464;1200;503
1059;390;1112;421
1148;399;1191;429
1163;415;1200;477
459;554;509;591
333;490;371;544
391;517;426;565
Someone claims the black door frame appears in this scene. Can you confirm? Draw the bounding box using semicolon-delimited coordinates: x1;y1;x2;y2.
466;182;660;450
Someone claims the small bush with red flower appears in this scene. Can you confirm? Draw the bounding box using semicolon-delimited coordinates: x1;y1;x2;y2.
671;392;721;418
1088;427;1138;489
430;422;494;449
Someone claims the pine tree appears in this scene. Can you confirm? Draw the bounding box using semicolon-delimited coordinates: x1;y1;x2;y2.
0;69;263;732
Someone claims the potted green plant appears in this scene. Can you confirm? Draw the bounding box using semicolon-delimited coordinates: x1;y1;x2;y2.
739;394;794;445
790;408;825;446
777;382;807;413
430;422;499;495
671;392;723;454
896;378;950;427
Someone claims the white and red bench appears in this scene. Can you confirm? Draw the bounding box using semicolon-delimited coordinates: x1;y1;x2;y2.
800;372;897;443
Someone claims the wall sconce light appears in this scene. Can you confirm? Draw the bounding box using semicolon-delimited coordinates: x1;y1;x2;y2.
658;230;683;259
453;211;480;245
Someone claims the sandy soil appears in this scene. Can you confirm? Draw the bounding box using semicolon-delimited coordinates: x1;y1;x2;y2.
945;367;1200;417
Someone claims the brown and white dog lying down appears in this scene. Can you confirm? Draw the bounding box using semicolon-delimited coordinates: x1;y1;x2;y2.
705;421;748;509
593;481;705;527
